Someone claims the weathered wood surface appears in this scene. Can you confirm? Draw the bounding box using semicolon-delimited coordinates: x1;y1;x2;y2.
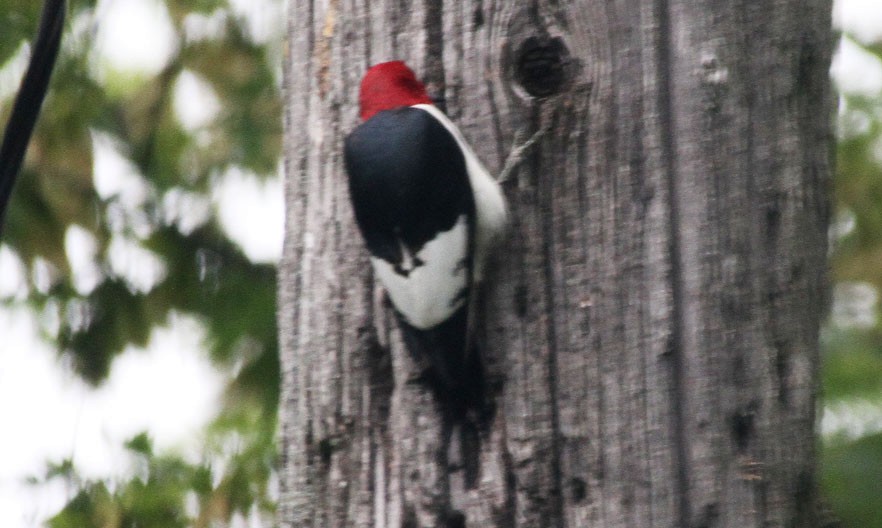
277;1;833;526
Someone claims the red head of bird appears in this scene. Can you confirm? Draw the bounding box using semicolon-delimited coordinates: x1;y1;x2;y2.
358;61;433;121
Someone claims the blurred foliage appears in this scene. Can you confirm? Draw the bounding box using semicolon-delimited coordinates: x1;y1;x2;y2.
43;422;276;527
822;432;882;528
822;327;882;402
824;34;882;528
1;0;282;525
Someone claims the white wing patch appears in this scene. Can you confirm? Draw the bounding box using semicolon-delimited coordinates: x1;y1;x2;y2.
372;215;469;329
412;104;508;283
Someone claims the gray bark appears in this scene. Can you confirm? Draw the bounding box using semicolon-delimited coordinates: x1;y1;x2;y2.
277;1;833;527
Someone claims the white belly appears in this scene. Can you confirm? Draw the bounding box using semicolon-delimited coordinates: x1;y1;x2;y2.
371;215;469;329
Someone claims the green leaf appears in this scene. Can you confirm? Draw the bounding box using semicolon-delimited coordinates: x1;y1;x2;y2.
823;432;882;528
823;328;882;402
125;432;154;457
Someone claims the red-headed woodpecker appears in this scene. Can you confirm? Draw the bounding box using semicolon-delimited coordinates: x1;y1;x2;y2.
344;61;507;401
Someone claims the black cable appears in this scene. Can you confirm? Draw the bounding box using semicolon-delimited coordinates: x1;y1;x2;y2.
0;0;66;233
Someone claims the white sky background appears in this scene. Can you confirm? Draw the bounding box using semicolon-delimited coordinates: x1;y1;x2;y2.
0;0;881;526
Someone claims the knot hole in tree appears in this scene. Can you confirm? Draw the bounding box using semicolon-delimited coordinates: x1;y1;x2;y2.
514;36;570;97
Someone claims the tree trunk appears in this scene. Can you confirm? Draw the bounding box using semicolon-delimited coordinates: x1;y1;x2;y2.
277;1;833;527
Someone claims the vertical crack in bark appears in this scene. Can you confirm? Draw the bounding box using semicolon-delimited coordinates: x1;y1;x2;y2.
362;0;372;66
486;75;506;172
536;106;565;528
423;1;446;98
278;2;318;523
499;422;518;528
316;0;339;99
653;0;690;525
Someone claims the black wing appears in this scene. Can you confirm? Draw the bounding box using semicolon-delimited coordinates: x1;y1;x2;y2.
344;106;475;265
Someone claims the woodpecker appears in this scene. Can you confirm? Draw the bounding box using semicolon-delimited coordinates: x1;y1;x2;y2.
344;61;507;405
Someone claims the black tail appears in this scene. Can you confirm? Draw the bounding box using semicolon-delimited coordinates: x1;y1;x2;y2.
396;305;485;415
397;306;493;488
0;0;66;232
